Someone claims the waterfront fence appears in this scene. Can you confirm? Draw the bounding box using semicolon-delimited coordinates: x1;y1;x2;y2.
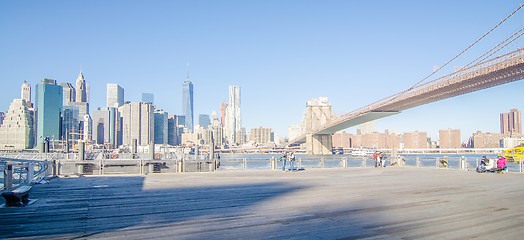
1;159;54;190
3;155;523;183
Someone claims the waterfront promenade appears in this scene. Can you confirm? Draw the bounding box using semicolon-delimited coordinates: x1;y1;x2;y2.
1;167;523;239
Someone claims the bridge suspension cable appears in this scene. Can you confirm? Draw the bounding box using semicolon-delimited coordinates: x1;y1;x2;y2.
371;3;524;111
412;3;524;89
462;26;524;69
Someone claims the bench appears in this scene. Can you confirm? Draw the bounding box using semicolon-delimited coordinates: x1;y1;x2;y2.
2;185;32;207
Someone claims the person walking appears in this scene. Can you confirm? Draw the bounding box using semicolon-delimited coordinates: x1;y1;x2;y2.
281;152;288;172
373;151;382;167
289;152;296;171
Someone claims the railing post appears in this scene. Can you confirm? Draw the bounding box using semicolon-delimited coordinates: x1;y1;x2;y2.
27;162;34;183
77;141;85;175
271;157;276;171
4;162;13;190
416;157;420;167
342;157;347;168
45;160;52;177
96;159;100;176
56;160;61;176
520;160;523;173
178;158;184;173
243;158;246;171
148;162;154;174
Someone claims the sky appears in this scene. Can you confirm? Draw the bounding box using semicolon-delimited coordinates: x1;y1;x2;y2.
1;0;524;142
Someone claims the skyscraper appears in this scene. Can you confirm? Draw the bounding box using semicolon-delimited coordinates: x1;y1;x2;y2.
21;81;32;107
225;85;241;144
199;114;210;129
92;107;120;147
182;80;194;132
220;101;227;127
154;110;168;144
35;79;63;149
107;84;124;108
0;99;34;150
500;109;522;135
60;83;76;106
119;102;154;146
83;115;92;141
75;71;87;103
61;106;79;142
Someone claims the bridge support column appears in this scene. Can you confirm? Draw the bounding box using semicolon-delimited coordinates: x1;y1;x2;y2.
306;134;333;155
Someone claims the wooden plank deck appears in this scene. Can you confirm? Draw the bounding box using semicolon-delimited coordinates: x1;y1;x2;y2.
1;167;523;239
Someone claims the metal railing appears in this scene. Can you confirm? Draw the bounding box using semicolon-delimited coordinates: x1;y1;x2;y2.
1;158;55;190
3;155;522;183
215;155;524;172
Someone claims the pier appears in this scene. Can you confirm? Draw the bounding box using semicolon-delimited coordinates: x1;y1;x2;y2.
1;167;524;239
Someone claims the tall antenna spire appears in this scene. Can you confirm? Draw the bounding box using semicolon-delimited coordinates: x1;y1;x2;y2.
186;62;190;81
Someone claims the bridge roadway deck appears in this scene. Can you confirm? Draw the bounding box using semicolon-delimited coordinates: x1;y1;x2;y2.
1;168;523;239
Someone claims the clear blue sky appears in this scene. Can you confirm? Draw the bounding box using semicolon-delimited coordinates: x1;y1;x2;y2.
1;0;523;142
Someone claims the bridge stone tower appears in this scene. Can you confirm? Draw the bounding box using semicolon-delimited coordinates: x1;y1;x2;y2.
305;97;333;155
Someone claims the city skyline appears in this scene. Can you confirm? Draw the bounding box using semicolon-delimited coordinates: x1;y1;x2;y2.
0;77;521;150
1;1;524;140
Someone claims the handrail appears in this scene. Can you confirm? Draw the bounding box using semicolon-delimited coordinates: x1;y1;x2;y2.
1;158;53;190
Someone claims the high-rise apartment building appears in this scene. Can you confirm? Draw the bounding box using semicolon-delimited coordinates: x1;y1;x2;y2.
500;109;522;135
225;85;241;144
75;72;87;103
439;129;461;148
154;110;168;144
182;80;194;132
60;83;76;106
403;131;428;149
469;131;506;148
249;127;274;144
0;99;35;150
332;132;352;149
235;127;247;145
119;102;154;146
107;84;124;108
35;79;63;148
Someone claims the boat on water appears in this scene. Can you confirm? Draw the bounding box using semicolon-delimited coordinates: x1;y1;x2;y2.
503;144;524;162
350;149;374;156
